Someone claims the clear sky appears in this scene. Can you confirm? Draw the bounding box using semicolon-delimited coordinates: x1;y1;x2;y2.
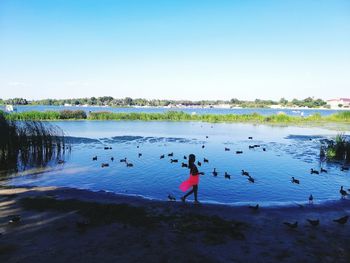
0;0;349;101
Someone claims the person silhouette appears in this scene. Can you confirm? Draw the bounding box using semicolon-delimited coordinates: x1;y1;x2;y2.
180;154;204;204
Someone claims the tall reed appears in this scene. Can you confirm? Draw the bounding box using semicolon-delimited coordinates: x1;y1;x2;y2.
0;111;68;172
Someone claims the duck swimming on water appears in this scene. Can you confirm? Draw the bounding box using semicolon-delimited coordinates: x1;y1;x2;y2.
291;177;300;184
241;170;249;176
310;169;319;174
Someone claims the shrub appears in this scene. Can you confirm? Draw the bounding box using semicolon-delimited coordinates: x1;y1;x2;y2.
59;110;87;119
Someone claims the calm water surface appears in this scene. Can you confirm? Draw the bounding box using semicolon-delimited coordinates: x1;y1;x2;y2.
5;121;350;206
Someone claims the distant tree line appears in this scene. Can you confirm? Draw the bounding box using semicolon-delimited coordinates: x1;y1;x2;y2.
0;96;329;108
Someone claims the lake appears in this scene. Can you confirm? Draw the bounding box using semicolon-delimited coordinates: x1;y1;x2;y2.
4;120;350;206
0;105;343;117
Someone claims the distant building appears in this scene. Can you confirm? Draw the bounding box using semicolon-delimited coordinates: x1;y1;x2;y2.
327;98;350;109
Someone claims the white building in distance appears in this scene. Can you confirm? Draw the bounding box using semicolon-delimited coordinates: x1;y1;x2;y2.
327;98;350;109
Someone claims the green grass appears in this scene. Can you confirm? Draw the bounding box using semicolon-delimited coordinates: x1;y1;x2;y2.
3;110;350;124
83;110;350;124
321;133;350;162
7;110;61;120
5;110;86;121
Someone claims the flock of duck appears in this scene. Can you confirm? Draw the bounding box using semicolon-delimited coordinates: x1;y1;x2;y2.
3;132;349;234
89;134;350;228
93;135;350;202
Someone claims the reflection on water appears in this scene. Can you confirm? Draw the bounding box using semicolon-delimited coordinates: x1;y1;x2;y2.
5;121;350;206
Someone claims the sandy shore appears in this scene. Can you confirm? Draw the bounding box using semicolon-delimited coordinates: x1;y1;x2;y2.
1;186;350;263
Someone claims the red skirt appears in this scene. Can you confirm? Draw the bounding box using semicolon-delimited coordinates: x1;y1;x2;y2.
179;174;199;192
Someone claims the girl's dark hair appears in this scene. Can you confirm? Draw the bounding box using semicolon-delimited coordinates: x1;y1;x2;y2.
188;154;195;169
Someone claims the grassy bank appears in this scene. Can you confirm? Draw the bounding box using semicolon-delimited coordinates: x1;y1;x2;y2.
3;110;350;124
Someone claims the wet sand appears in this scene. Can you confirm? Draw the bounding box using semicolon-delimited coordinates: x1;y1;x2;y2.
1;186;350;263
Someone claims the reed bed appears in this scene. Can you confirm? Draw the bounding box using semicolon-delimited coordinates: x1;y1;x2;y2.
0;111;67;171
3;110;350;124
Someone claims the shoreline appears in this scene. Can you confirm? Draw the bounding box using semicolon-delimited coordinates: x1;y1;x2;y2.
4;184;348;209
1;186;350;262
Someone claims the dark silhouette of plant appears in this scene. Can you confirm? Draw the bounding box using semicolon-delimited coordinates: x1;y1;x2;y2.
0;111;68;172
320;133;350;162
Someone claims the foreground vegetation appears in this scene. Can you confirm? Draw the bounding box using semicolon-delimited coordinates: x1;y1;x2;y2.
1;96;330;108
3;110;350;124
321;134;350;162
0;111;67;171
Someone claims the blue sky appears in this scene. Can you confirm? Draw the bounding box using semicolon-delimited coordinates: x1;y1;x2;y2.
0;0;349;100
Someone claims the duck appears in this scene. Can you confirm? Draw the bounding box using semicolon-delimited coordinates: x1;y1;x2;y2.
168;194;176;201
309;194;313;204
224;172;231;179
120;157;127;163
92;156;97;161
197;161;202;166
101;163;109;168
206;136;209;139
203;158;209;163
224;147;230;151
333;215;349;225
249;145;255;149
202;145;205;149
248;176;255;183
170;159;178;163
291;177;300;184
168;152;174;157
138;153;142;158
111;157;114;162
283;221;298;229
8;215;21;224
183;155;187;159
241;170;249;176
160;154;165;159
248;137;253;140
341;166;349;171
249;204;259;211
307;219;320;226
340;186;347;198
126;162;134;167
310;169;319;174
254;145;260;148
320;168;327;173
263;148;266;151
236;151;243;154
212;168;218;177
181;162;188;168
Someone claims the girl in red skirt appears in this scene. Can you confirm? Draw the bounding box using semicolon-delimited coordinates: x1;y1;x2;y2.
180;154;204;204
